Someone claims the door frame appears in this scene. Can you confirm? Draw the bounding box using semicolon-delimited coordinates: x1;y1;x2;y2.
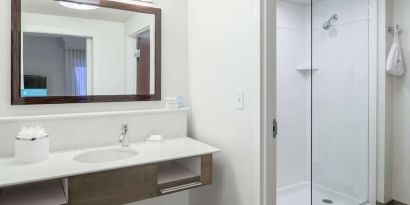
260;0;276;205
369;0;378;204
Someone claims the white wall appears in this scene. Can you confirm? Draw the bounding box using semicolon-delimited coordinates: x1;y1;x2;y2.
311;0;370;201
187;0;261;205
390;0;410;203
23;35;67;96
22;12;127;95
276;1;309;189
0;0;189;205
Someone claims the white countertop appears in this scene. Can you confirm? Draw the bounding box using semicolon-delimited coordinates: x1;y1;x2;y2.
0;137;220;188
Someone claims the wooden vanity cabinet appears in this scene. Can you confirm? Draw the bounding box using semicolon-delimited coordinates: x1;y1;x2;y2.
66;154;213;205
67;165;158;205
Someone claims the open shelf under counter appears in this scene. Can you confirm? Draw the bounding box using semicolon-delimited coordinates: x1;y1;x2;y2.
0;179;68;205
158;161;200;185
157;155;212;195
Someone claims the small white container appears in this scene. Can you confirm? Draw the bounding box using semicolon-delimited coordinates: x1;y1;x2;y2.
15;134;49;163
146;135;166;144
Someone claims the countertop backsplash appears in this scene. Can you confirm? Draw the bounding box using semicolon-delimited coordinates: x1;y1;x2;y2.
0;109;187;158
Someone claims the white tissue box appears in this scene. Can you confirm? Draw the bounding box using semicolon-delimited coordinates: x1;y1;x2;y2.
15;134;49;163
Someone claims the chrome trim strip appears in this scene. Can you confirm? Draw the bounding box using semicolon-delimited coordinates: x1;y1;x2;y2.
15;134;49;141
160;182;203;194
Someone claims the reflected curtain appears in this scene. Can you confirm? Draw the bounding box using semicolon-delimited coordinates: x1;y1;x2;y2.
66;49;87;96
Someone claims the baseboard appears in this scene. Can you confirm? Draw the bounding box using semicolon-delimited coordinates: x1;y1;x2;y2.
377;200;408;205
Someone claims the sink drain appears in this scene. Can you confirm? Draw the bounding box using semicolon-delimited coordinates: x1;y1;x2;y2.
322;199;334;204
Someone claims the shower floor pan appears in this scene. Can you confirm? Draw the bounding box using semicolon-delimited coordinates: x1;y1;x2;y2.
277;182;367;205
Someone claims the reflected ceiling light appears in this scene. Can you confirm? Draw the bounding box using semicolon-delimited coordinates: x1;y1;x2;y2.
59;1;99;10
135;0;154;3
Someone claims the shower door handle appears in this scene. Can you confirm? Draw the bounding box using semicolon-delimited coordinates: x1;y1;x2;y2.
273;119;278;139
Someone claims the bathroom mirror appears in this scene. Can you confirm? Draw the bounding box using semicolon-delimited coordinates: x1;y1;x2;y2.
11;0;161;104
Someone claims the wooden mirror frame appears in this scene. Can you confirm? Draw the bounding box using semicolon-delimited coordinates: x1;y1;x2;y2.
11;0;161;105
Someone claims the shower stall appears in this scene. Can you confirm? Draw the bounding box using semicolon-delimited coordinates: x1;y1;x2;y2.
276;0;376;204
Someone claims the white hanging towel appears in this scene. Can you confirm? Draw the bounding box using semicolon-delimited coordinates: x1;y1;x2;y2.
386;27;405;76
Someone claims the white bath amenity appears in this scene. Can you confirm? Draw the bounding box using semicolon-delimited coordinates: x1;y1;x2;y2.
15;126;50;163
146;135;166;144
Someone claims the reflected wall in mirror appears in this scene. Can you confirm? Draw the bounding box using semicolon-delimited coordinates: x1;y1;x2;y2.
12;0;161;104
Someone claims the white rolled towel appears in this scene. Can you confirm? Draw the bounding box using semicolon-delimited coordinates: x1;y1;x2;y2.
386;26;405;76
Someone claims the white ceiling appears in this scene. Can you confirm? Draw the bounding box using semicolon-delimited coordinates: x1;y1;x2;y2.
22;0;147;23
280;0;321;5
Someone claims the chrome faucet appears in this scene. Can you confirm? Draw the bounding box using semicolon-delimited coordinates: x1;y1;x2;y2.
118;124;129;147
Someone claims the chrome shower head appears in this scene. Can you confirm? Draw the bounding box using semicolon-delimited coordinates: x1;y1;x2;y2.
323;14;339;30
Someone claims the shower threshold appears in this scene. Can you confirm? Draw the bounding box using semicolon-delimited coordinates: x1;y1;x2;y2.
277;182;367;205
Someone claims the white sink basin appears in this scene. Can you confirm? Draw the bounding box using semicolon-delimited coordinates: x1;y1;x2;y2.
73;147;139;163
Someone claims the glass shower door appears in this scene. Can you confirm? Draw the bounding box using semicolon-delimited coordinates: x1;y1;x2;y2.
311;0;370;204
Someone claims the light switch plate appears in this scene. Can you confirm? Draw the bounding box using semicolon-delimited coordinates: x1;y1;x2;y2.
235;90;244;110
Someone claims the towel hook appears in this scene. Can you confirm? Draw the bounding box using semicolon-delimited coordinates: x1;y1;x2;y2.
388;25;400;34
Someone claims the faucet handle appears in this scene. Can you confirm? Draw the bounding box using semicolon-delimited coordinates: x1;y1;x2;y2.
122;124;128;132
119;124;129;147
